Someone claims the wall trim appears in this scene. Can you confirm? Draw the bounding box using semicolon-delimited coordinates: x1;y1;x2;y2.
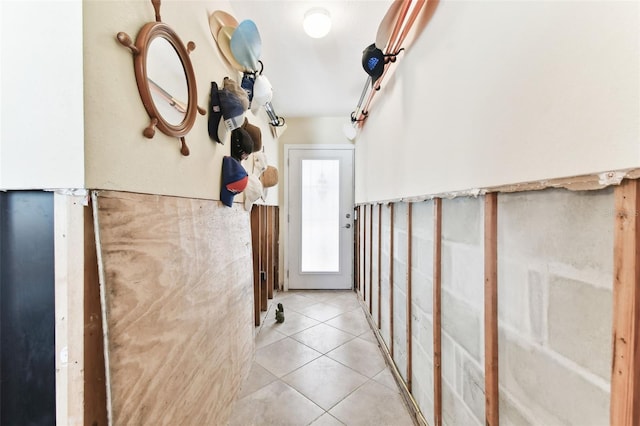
356;168;640;206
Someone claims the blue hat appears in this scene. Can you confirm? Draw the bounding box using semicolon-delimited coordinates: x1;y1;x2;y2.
208;81;246;144
221;156;249;207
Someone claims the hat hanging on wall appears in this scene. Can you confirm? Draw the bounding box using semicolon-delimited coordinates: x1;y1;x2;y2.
261;166;278;188
230;20;262;72
220;156;249;207
209;10;239;44
361;43;385;87
244;174;264;211
230;127;254;161
242;118;262;152
223;77;250;111
250;74;273;114
208;80;247;143
252;151;268;177
217;25;247;72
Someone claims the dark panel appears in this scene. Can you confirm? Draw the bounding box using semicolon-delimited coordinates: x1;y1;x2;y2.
0;191;56;426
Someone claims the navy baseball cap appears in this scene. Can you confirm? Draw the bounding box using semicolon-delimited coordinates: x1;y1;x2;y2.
220;156;249;207
208;81;246;144
362;43;385;86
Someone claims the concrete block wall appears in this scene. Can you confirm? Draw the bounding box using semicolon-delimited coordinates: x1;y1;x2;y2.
357;186;614;425
497;188;612;425
380;204;392;346
410;200;435;426
394;202;409;382
441;197;485;426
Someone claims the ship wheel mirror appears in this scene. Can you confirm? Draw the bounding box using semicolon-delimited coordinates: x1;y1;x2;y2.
116;0;205;156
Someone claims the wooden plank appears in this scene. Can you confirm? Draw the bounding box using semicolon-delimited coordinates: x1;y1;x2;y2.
484;193;499;426
390;202;395;358
251;206;261;325
611;179;640;425
54;193;86;426
364;204;368;302
93;191;254;425
355;206;361;293
370;204;374;314
84;199;107;426
378;204;383;329
274;206;280;292
406;202;413;392
260;205;268;311
266;206;274;300
433;198;443;426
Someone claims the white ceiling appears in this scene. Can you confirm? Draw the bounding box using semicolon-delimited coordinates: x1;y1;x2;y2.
230;1;393;119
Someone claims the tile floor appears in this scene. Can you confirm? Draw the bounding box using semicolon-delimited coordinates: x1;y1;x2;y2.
228;290;416;426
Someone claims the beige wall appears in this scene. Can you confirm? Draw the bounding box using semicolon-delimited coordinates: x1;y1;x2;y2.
83;0;278;205
355;0;640;204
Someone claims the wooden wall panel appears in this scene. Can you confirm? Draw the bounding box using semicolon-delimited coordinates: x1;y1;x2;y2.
274;206;280;291
260;205;268;311
54;193;86;425
84;200;107;425
251;206;261;325
93;191;254;425
266;206;274;300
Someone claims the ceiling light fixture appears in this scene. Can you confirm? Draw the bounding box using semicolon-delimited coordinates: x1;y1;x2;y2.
303;8;332;39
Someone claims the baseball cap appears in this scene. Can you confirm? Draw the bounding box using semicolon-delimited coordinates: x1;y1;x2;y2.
208;81;247;143
220;156;249;207
242;118;262;152
230;127;254;161
243;174;264;211
362;43;385;86
250;74;273;114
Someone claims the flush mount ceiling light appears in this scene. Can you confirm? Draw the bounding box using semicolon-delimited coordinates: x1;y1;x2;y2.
303;8;332;38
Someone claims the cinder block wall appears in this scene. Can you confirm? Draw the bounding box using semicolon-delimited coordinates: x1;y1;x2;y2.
357;187;613;425
441;197;486;425
497;188;612;425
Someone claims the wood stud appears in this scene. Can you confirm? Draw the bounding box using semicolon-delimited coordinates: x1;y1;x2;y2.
356;206;361;293
484;193;499;426
611;179;640;425
407;202;413;392
370;204;374;315
433;198;443;426
378;204;383;329
390;202;395;358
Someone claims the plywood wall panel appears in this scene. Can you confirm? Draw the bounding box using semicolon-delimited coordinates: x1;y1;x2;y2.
93;190;254;425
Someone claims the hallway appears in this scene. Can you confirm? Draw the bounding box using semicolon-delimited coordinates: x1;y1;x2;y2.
229;290;416;426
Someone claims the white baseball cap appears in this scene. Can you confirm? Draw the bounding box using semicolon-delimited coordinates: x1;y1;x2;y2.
250;74;273;114
244;174;264;211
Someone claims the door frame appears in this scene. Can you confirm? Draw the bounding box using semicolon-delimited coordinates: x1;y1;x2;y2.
283;144;355;291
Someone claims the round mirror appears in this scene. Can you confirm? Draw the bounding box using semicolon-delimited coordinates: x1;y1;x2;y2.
147;36;188;126
117;15;203;156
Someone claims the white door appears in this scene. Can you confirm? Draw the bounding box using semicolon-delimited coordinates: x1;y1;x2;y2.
285;145;354;290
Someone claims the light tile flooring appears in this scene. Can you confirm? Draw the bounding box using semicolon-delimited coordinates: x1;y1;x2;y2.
228;290;416;426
